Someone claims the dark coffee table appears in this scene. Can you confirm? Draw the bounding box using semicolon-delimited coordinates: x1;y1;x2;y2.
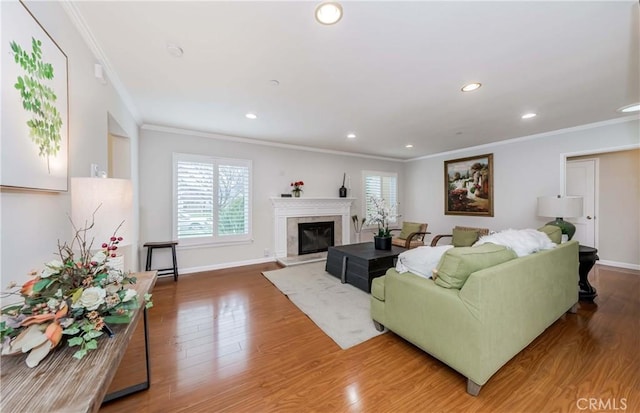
325;242;405;293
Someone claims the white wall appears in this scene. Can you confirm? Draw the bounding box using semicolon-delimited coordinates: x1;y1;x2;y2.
404;118;640;267
138;126;404;273
0;1;139;302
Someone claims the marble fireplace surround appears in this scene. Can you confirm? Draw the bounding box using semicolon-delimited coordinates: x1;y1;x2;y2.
271;197;354;259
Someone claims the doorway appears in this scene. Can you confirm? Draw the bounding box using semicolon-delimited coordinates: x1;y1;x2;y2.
108;133;131;179
565;147;640;268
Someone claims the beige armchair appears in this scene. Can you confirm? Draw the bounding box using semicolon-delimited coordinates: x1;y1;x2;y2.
430;226;489;247
391;222;430;249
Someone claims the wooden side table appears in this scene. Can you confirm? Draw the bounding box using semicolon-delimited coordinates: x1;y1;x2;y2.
578;245;598;301
144;241;179;282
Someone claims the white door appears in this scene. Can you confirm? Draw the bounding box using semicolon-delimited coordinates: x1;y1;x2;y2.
566;159;597;247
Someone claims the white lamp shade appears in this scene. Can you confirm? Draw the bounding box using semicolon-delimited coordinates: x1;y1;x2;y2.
537;196;584;218
71;178;133;247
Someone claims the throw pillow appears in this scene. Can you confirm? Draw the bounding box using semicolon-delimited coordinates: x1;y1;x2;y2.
395;245;454;279
398;221;423;240
537;225;562;244
475;228;556;257
452;228;479;247
433;243;517;289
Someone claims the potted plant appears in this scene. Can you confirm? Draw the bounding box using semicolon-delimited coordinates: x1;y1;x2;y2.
367;197;397;250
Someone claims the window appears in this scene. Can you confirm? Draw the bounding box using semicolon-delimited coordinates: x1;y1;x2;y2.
363;170;398;224
173;153;251;245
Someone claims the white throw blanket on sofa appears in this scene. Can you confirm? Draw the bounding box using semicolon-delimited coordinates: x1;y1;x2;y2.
475;228;556;257
395;245;454;278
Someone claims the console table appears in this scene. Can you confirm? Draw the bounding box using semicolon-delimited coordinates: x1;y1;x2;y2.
0;271;157;413
578;245;598;301
326;242;404;292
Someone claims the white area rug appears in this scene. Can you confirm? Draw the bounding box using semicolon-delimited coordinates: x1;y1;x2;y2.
262;261;385;349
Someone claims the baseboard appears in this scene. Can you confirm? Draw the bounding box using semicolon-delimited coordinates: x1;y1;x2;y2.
179;257;276;275
597;260;640;271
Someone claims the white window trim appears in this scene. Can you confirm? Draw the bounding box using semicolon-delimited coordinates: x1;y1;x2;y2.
173;153;252;247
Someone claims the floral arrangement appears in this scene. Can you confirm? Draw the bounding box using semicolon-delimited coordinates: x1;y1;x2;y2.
291;180;304;194
367;197;398;238
0;222;152;368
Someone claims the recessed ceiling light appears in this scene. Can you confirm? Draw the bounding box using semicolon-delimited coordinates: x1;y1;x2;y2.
166;43;184;57
617;103;640;113
461;82;482;92
405;144;414;148
347;133;356;139
315;2;343;25
521;113;537;119
245;113;257;119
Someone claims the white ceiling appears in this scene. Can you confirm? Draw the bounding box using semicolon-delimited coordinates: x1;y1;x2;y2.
68;1;639;160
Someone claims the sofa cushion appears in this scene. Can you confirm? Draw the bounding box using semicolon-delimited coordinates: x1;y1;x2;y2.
434;243;517;289
475;228;556;257
398;221;423;240
537;225;562;244
452;227;480;247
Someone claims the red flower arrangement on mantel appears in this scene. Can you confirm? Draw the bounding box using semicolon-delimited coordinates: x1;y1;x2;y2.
291;181;304;197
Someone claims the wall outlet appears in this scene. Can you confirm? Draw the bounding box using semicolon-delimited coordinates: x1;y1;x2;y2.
264;248;270;257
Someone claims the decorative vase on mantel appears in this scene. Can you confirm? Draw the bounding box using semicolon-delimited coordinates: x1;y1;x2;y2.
374;236;392;250
291;180;304;198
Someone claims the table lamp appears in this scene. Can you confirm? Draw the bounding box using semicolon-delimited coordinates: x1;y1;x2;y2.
537;195;584;240
71;177;133;270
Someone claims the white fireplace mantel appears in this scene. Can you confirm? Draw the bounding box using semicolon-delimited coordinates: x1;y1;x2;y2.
271;197;355;258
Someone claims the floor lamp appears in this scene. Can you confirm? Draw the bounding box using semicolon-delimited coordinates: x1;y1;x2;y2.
537;195;584;241
71;177;133;270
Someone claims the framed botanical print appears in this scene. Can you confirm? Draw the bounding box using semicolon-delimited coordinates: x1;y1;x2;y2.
444;153;494;216
1;1;69;191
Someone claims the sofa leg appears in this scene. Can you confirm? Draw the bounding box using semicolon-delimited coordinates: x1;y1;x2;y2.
373;320;385;332
568;303;578;314
466;379;482;396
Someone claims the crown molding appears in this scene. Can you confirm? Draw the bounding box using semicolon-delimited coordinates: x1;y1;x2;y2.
60;1;141;124
406;115;639;162
141;124;405;162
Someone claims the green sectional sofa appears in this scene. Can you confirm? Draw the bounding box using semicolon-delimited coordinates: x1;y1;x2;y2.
370;240;579;395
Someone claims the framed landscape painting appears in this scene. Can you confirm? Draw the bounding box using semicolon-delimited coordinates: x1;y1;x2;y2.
1;1;69;191
444;153;494;217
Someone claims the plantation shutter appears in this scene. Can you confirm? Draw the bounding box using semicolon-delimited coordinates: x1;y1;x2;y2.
218;163;250;236
364;171;398;223
176;160;215;238
174;154;252;244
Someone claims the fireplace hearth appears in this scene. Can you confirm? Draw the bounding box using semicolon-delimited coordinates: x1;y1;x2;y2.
298;221;334;255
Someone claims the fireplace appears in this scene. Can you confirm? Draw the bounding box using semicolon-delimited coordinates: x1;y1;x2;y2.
270;197;354;259
298;221;335;255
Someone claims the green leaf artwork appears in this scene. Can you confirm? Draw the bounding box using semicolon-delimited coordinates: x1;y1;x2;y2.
10;37;63;173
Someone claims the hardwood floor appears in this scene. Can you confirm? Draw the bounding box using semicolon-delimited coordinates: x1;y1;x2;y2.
100;263;639;413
